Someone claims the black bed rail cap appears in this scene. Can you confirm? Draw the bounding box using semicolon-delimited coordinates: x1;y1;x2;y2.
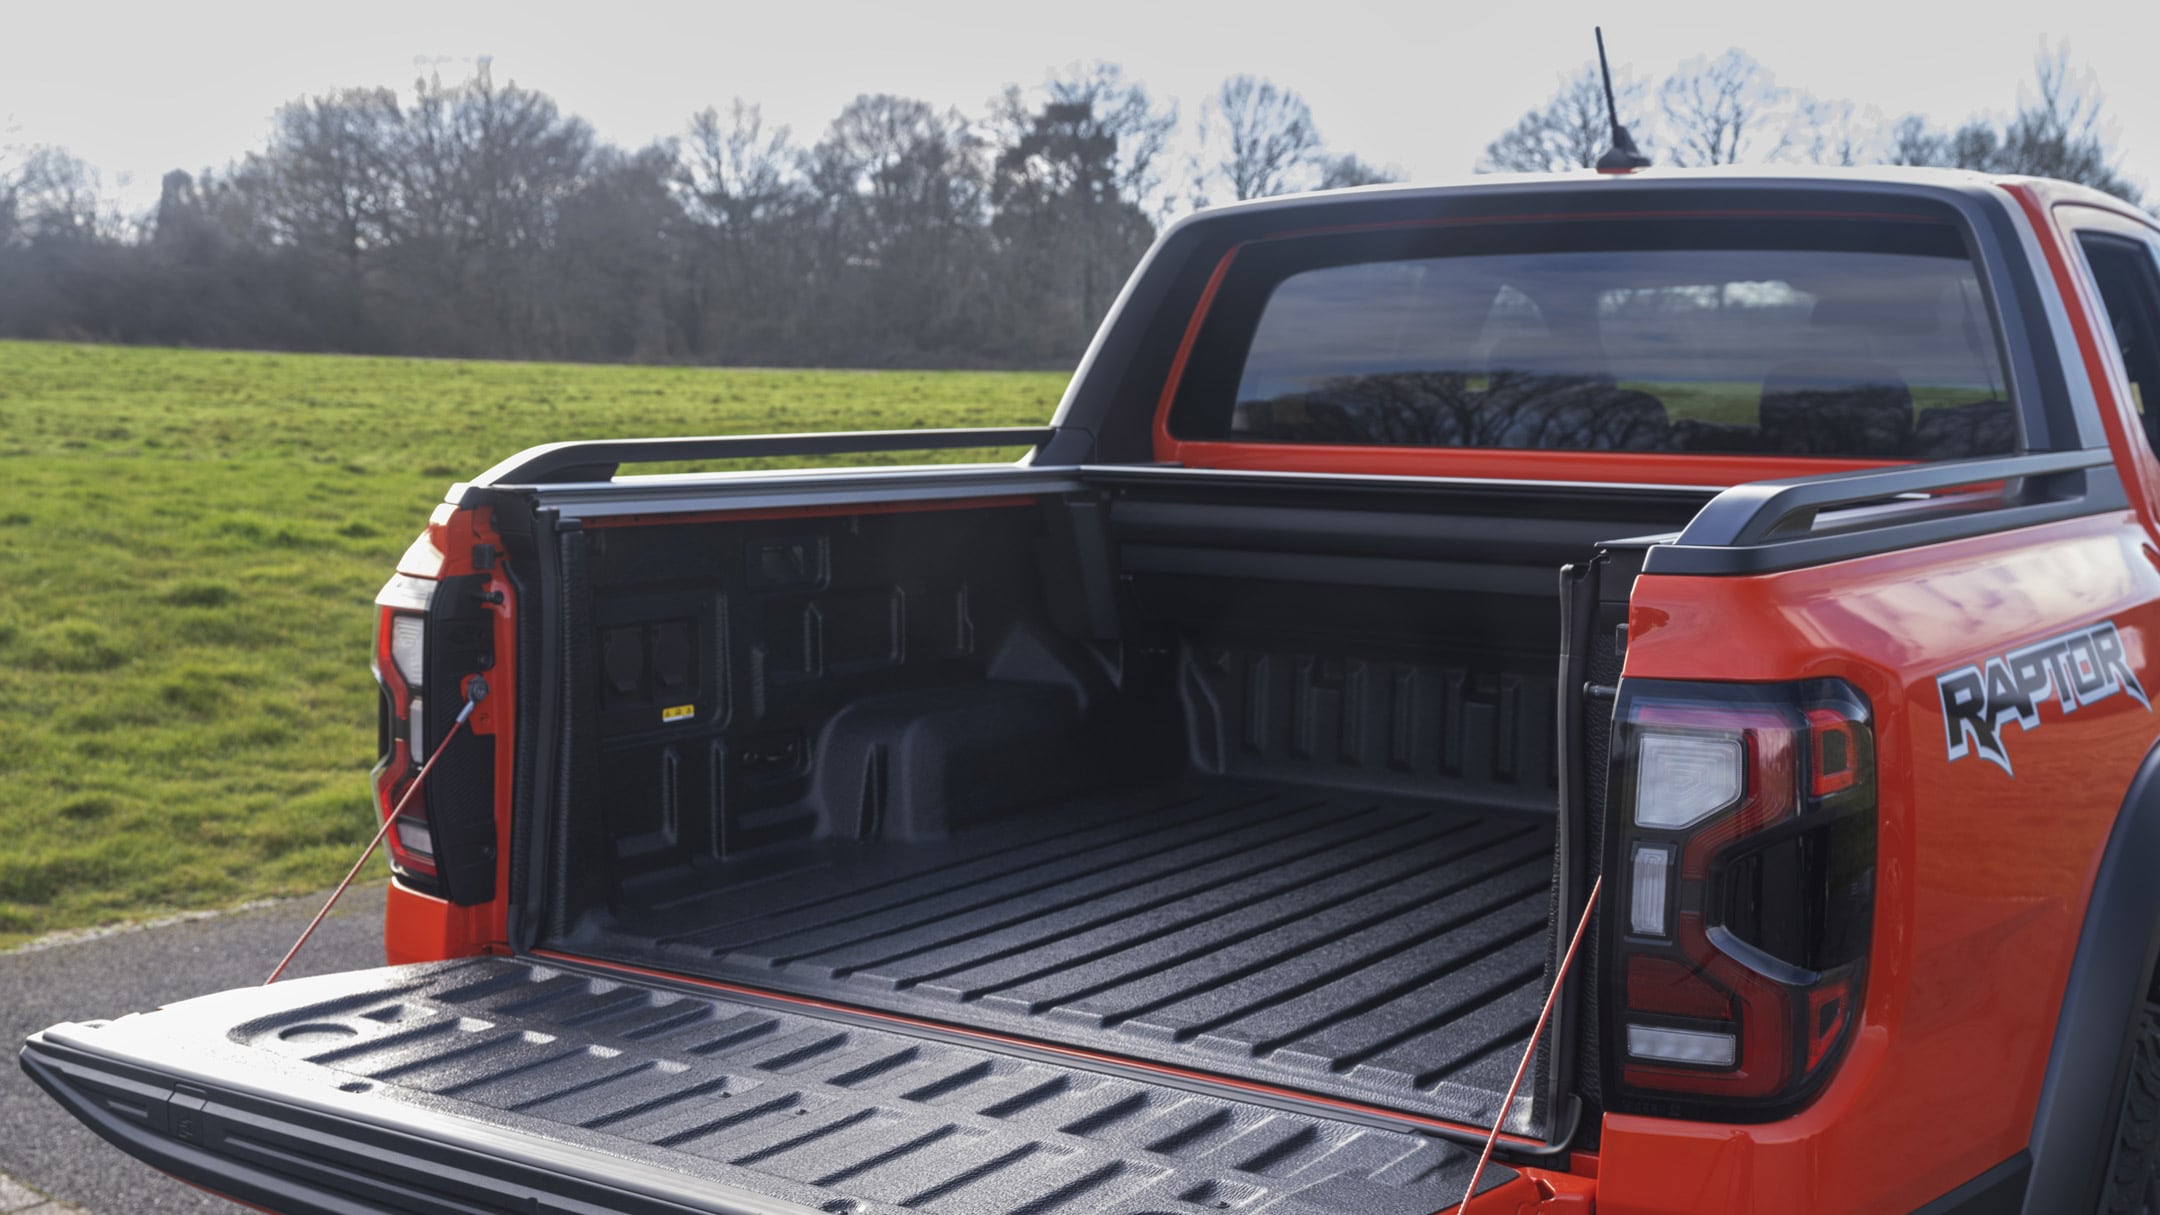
1640;447;2121;575
468;426;1059;487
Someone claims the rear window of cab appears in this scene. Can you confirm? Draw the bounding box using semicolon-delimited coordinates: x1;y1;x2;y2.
1163;217;2019;461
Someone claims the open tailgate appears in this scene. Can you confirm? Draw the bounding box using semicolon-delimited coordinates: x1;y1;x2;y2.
21;957;1517;1215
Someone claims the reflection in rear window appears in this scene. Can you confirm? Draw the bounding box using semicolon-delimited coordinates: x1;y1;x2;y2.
1180;225;2017;460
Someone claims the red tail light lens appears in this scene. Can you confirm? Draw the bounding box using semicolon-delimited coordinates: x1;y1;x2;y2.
371;574;440;889
1605;679;1875;1120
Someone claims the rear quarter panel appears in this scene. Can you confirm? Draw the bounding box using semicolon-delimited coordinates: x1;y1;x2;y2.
1599;511;2160;1212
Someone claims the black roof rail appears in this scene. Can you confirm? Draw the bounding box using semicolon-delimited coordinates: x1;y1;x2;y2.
1639;448;2123;575
468;427;1058;487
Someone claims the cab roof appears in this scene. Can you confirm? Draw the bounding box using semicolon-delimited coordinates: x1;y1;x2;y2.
1173;163;2147;231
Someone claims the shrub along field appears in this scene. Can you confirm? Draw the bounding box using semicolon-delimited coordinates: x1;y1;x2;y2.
0;340;1065;947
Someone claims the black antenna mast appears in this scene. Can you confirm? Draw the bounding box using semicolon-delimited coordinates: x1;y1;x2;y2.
1594;27;1652;172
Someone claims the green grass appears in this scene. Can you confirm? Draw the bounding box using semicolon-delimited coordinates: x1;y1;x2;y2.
0;340;1067;947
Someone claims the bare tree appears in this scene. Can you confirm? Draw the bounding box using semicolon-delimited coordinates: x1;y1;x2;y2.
12;146;114;242
0;168;18;250
1886;45;2139;203
1202;75;1322;201
0;118;21;247
387;62;597;354
254;88;401;279
554;143;683;360
1887;113;1943;167
1660;50;1790;166
813;95;983;238
1319;154;1401;189
2000;46;2137;197
996;63;1178;216
1481;63;1648;173
681;102;798;235
988;63;1177;355
1891;114;2010;174
807;94;989;355
677;102;807;356
1789;96;1885;167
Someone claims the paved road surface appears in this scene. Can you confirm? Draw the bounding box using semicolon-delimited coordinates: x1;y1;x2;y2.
1;885;389;1213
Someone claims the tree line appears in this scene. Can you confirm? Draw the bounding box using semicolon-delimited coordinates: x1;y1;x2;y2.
0;63;1395;369
1482;44;2139;201
0;48;2140;370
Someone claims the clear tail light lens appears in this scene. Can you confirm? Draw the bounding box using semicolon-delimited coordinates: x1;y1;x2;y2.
1634;732;1744;829
389;614;427;688
1605;679;1876;1121
393;814;437;865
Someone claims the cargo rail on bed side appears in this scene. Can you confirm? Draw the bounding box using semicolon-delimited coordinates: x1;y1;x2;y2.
460;427;2127;583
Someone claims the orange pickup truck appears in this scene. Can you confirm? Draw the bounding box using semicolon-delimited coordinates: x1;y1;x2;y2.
24;166;2160;1214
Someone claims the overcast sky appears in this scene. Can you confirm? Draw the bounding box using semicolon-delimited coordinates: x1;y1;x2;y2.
5;0;2158;213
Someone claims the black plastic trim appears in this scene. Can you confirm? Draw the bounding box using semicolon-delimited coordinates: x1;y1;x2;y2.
469;428;1055;487
1546;559;1600;1135
467;465;1086;520
1911;1152;2031;1215
1117;543;1559;595
2022;738;2160;1213
422;574;500;905
1969;191;2090;451
1083;462;1717;509
547;525;597;942
1639;450;2124;576
509;506;567;954
1667;450;2107;547
494;502;543;947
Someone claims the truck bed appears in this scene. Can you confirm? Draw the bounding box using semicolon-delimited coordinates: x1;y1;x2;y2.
564;777;1558;1129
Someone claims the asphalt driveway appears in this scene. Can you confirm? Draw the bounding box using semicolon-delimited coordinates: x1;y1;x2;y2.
0;885;388;1213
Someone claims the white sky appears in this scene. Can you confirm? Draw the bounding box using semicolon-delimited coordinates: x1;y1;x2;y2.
5;0;2159;213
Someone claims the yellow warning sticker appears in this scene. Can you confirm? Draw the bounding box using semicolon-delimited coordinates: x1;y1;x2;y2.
661;704;695;723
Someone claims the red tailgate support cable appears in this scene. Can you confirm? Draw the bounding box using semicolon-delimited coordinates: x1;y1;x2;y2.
265;682;487;985
1460;875;1603;1211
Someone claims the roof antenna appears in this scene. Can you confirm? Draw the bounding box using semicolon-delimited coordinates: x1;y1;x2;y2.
1594;27;1652;172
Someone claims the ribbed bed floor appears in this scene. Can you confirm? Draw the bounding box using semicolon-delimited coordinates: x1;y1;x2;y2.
579;779;1559;1127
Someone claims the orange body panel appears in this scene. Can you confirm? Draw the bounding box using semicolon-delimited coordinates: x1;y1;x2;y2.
1506;1165;1600;1212
380;502;517;962
1601;511;2160;1212
382;881;506;966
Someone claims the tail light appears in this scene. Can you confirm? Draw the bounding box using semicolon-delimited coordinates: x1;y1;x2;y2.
1604;679;1876;1121
372;573;441;890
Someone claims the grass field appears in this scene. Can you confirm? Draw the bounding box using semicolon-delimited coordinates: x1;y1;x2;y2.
0;340;1067;947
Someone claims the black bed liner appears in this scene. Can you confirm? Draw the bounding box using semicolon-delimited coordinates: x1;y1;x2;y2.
564;777;1557;1130
23;957;1516;1215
